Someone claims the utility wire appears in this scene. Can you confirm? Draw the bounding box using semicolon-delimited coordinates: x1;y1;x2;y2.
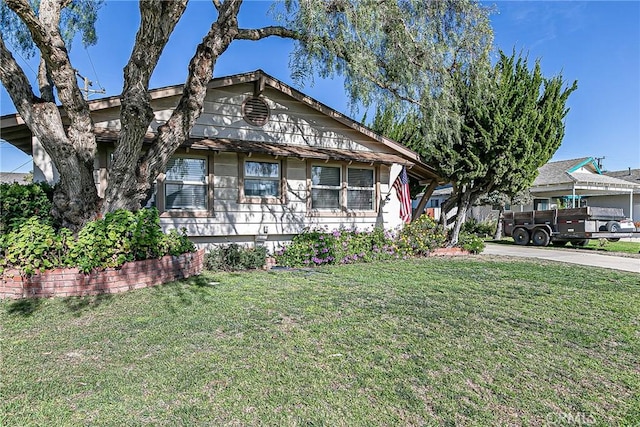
0;158;32;176
85;47;105;92
5;40;38;78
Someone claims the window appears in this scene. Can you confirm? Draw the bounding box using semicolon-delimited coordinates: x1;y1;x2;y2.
244;160;280;198
164;157;207;210
311;165;341;209
534;198;549;211
347;167;374;210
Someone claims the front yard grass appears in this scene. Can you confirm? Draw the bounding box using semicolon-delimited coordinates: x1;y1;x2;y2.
2;258;639;426
494;237;640;255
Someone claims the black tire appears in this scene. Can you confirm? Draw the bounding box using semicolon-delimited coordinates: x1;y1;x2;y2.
551;240;568;247
570;239;589;247
512;228;530;246
606;221;621;233
532;228;551;247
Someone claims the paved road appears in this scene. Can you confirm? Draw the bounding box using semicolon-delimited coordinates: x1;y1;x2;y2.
483;243;640;274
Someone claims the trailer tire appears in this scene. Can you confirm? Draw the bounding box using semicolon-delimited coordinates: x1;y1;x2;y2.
606;221;621;233
532;228;551;247
512;228;530;246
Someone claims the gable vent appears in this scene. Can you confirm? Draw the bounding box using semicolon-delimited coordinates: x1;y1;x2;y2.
242;96;270;127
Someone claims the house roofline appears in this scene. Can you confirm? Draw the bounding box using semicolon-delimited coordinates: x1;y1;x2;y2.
1;69;440;181
567;157;601;174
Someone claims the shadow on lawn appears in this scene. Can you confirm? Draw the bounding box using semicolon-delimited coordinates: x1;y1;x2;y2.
5;275;214;317
151;274;218;313
5;298;43;316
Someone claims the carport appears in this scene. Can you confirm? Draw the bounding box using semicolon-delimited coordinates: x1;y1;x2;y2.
531;158;640;218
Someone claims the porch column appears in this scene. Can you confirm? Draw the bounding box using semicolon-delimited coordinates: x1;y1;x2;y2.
630;191;634;219
572;184;576;208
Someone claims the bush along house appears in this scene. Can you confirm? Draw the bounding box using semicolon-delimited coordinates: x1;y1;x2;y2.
0;70;442;251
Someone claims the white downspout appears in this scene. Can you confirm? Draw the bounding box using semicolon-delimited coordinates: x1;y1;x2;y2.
572;183;576;208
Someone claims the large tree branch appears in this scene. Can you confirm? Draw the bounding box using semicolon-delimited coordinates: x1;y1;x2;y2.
138;0;244;193
236;26;299;41
3;0;100;227
0;33;38;114
103;0;189;211
5;0;94;163
1;31;98;228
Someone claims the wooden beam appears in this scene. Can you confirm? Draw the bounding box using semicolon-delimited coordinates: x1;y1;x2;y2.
412;179;438;222
254;75;266;97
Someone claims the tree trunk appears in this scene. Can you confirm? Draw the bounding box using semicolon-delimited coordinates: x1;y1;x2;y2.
2;0;100;231
494;208;504;240
448;189;472;246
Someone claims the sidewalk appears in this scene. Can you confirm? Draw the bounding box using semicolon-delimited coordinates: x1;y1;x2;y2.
482;242;640;274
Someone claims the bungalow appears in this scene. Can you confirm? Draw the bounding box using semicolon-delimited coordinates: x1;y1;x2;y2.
0;70;441;250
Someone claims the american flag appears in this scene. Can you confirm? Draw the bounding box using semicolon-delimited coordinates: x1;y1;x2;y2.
393;166;412;223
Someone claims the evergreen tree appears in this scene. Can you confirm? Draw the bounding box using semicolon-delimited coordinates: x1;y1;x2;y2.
373;51;577;244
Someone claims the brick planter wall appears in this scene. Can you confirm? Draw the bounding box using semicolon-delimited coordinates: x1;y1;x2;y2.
0;249;205;299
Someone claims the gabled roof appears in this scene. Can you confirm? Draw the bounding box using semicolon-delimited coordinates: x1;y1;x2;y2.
531;157;639;197
604;168;640;184
0;172;29;184
0;69;440;182
533;157;594;186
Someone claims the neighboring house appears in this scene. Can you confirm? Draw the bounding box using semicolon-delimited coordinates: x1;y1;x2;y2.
0;70;440;250
0;172;30;184
599;168;640;222
423;157;640;223
413;184;452;220
528;157;639;221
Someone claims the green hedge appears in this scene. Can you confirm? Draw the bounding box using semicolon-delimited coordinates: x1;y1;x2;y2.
0;182;54;233
205;244;268;271
0;208;195;275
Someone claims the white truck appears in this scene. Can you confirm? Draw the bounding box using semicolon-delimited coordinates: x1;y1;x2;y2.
502;207;638;247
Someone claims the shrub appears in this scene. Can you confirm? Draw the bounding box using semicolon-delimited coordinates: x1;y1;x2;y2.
1;208;195;275
163;228;196;256
205;244;267;271
1;217;73;275
275;226;399;267
396;215;447;256
0;182;54;233
462;218;496;237
457;232;486;254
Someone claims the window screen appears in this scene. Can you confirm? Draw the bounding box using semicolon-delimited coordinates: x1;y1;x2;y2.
311;166;341;209
347;168;374;210
164;157;207;210
244;161;280;197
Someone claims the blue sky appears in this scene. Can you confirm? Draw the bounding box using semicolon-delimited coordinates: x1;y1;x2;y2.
1;0;639;173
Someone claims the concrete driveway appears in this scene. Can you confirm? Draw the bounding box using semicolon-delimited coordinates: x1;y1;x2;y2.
483;242;640;274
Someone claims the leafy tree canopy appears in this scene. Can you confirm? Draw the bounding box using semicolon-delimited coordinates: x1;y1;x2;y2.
0;0;492;230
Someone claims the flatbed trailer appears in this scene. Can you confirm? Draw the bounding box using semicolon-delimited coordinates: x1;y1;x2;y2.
502;207;639;247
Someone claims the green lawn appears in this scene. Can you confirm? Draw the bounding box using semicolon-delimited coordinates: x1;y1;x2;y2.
2;258;639;426
495;237;640;255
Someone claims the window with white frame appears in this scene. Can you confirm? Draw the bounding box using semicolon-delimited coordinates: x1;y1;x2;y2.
244;160;280;198
164;156;207;210
347;167;374;210
311;165;341;209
